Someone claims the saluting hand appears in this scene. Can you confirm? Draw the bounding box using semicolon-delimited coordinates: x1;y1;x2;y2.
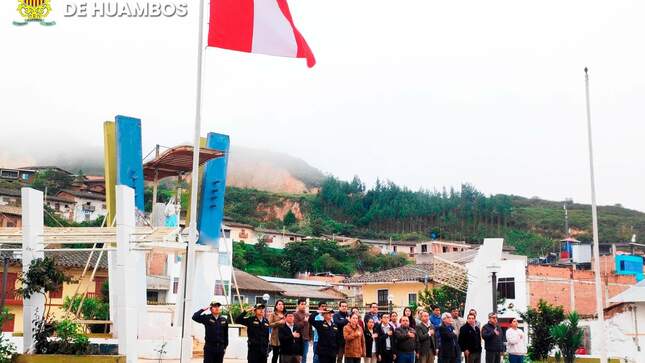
203;307;210;312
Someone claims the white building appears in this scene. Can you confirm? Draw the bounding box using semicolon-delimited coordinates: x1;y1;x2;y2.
444;241;529;321
57;189;107;223
597;280;645;362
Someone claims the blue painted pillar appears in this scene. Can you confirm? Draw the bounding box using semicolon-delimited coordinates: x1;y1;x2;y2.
115;115;145;211
197;132;230;246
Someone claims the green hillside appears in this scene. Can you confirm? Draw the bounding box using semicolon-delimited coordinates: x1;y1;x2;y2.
224;177;645;257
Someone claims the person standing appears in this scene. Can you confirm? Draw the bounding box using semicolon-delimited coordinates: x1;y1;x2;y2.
376;313;395;363
351;307;365;330
313;301;328;363
334;301;350;363
343;314;366;363
279;312;303;363
236;304;271;363
467;309;481;329
505;318;527;363
415;311;436;363
430;306;442;330
390;311;400;328
269;300;287;363
402;307;416;329
364;319;379;363
459;313;482;363
450;308;466;362
294;299;312;363
364;303;380;327
192;302;229;363
437;313;459;363
309;307;341;363
481;313;505;363
394;316;416;363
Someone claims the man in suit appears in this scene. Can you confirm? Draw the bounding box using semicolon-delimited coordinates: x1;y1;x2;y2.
415;311;436;363
459;313;482;363
279;312;303;363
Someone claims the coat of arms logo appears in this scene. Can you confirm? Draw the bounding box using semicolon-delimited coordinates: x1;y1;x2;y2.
13;0;56;26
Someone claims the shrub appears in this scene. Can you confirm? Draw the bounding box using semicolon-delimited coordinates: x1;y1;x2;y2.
0;310;16;363
62;295;109;333
520;299;565;361
550;311;583;363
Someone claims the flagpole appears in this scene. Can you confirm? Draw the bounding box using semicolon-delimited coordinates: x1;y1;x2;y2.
179;0;207;359
584;67;607;363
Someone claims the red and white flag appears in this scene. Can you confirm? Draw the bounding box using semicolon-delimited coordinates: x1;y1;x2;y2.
208;0;316;67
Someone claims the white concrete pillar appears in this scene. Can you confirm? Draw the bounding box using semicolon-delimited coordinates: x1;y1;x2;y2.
116;185;137;363
21;188;45;354
107;250;117;337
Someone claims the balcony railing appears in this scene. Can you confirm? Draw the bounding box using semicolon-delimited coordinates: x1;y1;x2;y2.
1;291;23;306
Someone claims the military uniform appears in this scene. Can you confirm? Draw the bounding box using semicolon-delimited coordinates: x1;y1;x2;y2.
308;311;340;363
236;310;271;363
192;308;229;363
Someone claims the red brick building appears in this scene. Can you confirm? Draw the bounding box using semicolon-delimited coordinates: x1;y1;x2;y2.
528;255;640;316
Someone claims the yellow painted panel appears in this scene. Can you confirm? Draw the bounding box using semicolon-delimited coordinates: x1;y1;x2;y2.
103;121;116;226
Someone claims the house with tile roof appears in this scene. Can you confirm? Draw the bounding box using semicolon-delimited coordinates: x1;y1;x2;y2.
342;264;434;310
0;250;108;333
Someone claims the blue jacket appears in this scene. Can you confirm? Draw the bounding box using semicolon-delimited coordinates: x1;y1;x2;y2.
430;314;442;329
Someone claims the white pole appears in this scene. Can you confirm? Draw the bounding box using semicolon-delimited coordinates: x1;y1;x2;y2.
584;67;607;363
179;0;207;358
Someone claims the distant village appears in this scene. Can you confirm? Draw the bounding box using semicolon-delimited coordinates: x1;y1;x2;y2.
0;165;644;357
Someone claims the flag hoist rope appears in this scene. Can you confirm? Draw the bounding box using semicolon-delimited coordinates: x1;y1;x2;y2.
179;0;207;358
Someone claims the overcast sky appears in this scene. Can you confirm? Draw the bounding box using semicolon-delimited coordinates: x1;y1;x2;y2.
2;1;644;211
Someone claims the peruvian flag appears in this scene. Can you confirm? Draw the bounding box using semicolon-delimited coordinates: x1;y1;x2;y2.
208;0;316;68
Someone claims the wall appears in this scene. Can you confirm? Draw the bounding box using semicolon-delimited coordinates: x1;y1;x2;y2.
528;258;638;315
228;226;259;245
497;257;528;319
361;281;430;311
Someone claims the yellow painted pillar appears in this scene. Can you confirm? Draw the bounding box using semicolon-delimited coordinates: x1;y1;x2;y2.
103;121;117;226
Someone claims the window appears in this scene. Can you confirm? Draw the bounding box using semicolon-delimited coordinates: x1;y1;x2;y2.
290;237;295;241
393;246;397;253
214;281;230;296
408;293;417;305
1;313;15;332
255;296;265;304
95;277;107;298
421;244;428;253
409;247;415;255
49;283;63;299
497;277;515;299
442;246;448;253
377;289;389;307
173;278;179;294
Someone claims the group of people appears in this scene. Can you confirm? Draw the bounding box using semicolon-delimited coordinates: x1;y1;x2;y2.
191;300;527;363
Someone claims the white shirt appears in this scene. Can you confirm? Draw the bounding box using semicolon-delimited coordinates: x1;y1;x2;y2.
506;328;528;355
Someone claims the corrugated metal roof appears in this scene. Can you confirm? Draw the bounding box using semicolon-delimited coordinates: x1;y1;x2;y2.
142;145;224;181
609;280;645;304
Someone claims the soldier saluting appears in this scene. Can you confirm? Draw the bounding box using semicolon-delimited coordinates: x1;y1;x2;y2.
192;301;229;363
309;306;341;363
236;303;271;363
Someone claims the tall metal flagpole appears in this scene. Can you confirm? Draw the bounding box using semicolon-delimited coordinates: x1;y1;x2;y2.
584;67;607;363
179;0;207;359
